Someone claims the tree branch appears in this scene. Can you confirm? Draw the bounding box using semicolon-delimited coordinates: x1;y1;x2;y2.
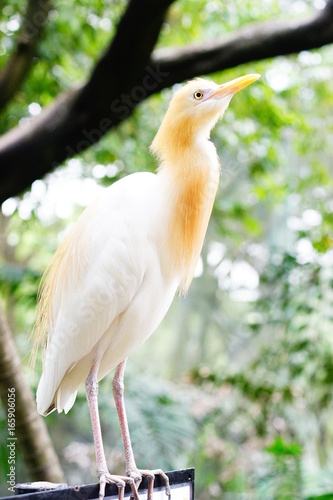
0;0;51;111
153;2;333;84
0;0;175;203
1;1;333;203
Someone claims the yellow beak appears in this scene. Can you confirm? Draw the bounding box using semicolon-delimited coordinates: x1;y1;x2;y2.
209;74;260;99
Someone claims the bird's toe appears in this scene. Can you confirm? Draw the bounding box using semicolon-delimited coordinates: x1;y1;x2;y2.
98;472;139;500
127;468;170;499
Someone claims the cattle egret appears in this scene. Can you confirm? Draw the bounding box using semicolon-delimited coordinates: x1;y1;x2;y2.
35;74;260;499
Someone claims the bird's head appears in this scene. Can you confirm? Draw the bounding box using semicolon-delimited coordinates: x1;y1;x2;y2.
169;74;260;129
151;74;260;163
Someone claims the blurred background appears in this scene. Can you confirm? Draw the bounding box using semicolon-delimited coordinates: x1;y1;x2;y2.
0;0;333;498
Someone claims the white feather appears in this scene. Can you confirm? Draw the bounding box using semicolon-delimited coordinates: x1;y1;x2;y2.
37;172;179;414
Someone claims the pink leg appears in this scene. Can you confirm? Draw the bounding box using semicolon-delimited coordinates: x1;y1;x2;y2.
86;361;108;475
112;359;137;473
86;360;139;500
112;359;171;499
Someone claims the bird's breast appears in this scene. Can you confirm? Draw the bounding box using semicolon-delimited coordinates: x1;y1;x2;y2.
157;160;220;293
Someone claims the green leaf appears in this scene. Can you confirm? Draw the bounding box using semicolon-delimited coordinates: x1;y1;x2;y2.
265;437;302;457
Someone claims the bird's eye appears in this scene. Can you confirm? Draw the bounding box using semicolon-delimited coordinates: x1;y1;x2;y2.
193;90;203;100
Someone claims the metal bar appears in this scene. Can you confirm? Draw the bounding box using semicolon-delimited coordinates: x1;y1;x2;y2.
3;468;194;500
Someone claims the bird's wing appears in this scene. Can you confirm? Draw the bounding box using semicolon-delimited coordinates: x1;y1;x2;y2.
36;172;158;414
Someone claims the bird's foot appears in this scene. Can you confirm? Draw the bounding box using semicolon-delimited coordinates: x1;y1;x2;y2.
127;468;171;500
98;472;139;500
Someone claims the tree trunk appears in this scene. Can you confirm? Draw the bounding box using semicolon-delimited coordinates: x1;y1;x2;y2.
0;303;64;483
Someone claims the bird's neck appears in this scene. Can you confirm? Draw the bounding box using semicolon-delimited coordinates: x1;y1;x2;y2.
156;135;220;293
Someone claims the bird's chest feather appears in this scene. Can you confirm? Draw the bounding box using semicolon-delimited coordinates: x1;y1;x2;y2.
156;150;220;292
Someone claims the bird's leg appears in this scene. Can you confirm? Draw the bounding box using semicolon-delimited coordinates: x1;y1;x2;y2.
85;361;139;500
112;359;171;499
112;359;137;473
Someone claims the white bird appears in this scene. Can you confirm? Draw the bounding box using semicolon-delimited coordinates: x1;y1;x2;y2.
35;73;260;500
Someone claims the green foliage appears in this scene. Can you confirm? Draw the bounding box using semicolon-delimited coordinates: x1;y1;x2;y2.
265;437;302;457
306;495;333;500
